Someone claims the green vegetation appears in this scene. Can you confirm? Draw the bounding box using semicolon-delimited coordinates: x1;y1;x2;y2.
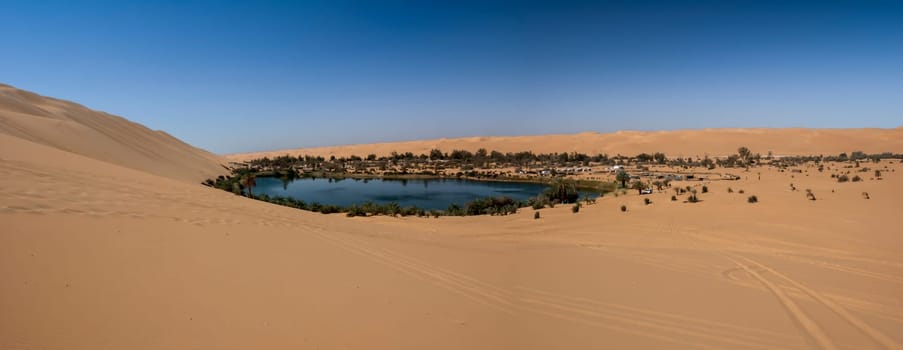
546;178;580;204
687;193;700;203
205;144;903;217
616;170;630;188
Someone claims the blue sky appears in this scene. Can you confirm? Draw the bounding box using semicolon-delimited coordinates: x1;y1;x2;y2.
1;1;901;154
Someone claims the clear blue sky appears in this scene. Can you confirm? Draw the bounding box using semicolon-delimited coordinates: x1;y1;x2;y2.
2;1;901;154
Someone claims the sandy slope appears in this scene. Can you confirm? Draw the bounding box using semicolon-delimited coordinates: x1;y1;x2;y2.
2;86;903;349
228;127;903;161
0;84;225;183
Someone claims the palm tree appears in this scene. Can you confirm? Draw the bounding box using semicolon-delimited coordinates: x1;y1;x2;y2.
616;170;630;188
241;175;257;198
546;178;579;203
631;180;646;194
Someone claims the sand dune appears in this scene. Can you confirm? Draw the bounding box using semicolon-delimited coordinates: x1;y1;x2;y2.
2;85;903;349
0;83;225;183
228;127;903;161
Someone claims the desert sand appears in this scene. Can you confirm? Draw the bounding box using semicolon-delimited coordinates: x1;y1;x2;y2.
2;84;903;349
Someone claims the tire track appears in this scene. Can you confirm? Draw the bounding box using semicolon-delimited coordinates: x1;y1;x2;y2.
722;253;840;350
305;228;518;315
737;255;902;350
515;286;807;350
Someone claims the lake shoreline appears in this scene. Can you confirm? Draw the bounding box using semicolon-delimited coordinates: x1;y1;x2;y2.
273;171;615;193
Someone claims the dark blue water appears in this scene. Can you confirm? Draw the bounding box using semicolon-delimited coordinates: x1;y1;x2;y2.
252;177;554;210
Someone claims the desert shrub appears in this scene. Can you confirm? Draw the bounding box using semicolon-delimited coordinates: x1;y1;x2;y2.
385;202;402;216
852;175;862;182
346;205;366;217
620;205;627;212
701;186;708;193
400;206;424;217
430;210;441;218
318;204;342;214
805;189;816;201
862;192;870;199
837;174;849;182
464;196;518;216
572;203;581;213
738;189;745;194
875;170;882;178
446;203;464;216
534;211;540;219
671;195;677;201
748;195;758;203
727;187;733;193
527;194;547;210
644;198;651;205
687;194;699;203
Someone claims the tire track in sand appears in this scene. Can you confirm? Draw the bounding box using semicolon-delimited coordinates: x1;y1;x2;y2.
722;253;840;350
514;286;808;350
305;228;518;315
735;255;902;350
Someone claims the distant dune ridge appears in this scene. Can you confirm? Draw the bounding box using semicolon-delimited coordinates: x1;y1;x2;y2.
0;83;225;182
228;127;903;161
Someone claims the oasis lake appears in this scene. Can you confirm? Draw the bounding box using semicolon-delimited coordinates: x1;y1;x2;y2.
252;177;595;211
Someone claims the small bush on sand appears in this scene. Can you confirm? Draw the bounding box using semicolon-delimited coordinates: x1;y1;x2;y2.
837;174;849;182
738;189;745;194
852;175;862;182
806;189;816;201
620;205;627;212
687;194;699;203
862;192;870;199
644;198;651;205
727;187;733;193
572;203;581;213
671;195;677;201
748;195;758;203
534;211;541;219
701;186;708;193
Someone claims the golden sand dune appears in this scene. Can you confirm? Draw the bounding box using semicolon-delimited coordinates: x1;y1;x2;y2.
228;127;903;161
0;84;225;182
2;85;903;349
